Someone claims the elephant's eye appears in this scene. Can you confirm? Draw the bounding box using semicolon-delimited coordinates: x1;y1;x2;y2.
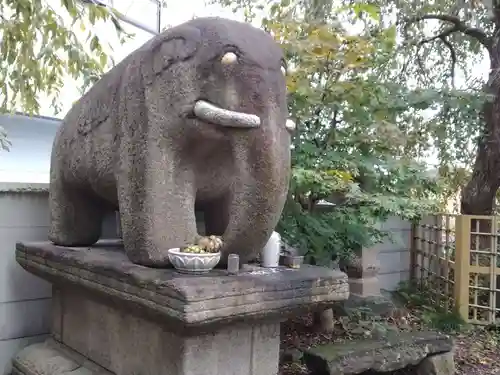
221;52;238;65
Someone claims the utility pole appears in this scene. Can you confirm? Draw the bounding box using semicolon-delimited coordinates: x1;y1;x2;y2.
79;0;162;36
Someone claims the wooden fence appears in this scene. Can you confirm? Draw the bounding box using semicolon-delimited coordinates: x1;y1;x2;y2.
411;214;500;325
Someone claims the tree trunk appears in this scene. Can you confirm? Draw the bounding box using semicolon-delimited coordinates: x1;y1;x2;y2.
460;23;500;314
461;28;500;215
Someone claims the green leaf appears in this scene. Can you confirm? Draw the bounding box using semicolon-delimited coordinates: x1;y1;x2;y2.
352;3;381;22
90;36;99;52
0;0;130;122
99;53;107;68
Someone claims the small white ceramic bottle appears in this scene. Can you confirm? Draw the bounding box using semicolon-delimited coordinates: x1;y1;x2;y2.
261;231;281;268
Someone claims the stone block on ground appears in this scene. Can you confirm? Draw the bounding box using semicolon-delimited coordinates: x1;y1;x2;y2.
416;352;456;375
11;339;111;375
348;276;381;297
13;240;349;375
330;290;406;320
302;330;454;375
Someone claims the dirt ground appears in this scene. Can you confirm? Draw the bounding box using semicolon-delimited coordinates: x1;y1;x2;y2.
279;312;500;375
453;328;500;375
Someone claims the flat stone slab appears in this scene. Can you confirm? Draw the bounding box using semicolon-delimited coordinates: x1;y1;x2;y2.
12;339;111;375
16;240;348;328
302;331;454;375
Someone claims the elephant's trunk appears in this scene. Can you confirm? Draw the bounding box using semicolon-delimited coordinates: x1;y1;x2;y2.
220;112;291;264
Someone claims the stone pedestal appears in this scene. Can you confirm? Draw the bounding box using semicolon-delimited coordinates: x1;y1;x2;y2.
12;240;348;375
341;246;381;298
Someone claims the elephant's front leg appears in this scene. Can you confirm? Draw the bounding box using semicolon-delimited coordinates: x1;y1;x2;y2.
116;160;198;267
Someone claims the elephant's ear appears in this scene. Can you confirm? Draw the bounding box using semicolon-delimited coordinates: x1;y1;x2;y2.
142;26;201;85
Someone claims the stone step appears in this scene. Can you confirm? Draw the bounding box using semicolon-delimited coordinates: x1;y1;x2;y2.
12;339;111;375
302;330;455;375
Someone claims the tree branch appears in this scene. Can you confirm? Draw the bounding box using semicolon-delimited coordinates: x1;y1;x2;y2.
440;36;457;88
415;49;433;86
404;14;492;51
417;26;457;88
418;26;455;45
325;108;338;147
305;52;338;150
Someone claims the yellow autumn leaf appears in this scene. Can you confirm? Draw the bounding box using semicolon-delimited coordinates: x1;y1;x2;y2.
325;170;353;182
311;45;328;56
310;28;320;37
286;78;298;93
316;26;338;43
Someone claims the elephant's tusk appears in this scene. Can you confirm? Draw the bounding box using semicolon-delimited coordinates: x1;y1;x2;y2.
285;119;296;132
193;100;261;128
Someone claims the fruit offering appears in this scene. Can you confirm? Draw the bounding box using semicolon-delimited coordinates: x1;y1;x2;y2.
180;235;223;254
180;245;205;254
197;235;223;253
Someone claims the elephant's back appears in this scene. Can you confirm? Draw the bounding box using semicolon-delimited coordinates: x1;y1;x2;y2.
51;52;136;187
51;100;118;199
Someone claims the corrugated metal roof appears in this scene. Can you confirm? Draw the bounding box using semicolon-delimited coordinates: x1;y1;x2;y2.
0;112;60;184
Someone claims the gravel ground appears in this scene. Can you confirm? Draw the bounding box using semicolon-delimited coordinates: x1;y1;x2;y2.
278;311;500;375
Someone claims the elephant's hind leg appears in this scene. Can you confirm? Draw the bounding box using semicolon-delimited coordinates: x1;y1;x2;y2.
48;179;103;246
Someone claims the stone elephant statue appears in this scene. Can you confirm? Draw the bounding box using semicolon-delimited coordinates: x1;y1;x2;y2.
48;16;295;267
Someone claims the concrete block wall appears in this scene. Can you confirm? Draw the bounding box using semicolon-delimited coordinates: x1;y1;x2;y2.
0;190;51;375
366;216;412;291
0;186;118;375
319;201;413;292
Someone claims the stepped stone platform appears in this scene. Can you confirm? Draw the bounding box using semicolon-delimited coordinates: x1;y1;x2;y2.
12;240;349;375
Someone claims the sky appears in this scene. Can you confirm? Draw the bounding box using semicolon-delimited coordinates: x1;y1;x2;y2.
38;0;251;117
39;0;491;119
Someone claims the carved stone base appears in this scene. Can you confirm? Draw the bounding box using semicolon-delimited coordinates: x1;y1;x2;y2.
13;320;280;375
13;240;349;375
